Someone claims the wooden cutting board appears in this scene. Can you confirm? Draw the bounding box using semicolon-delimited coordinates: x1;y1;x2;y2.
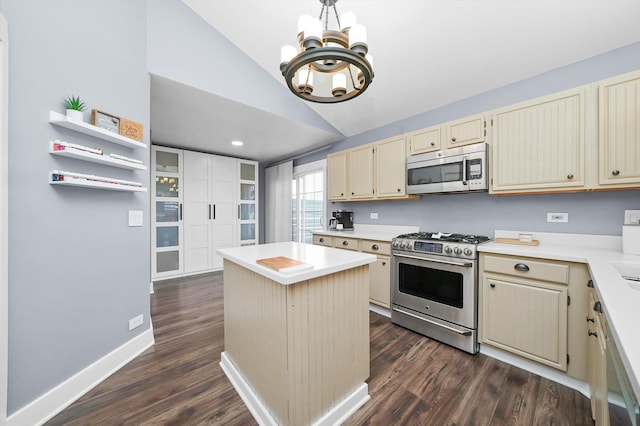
494;237;540;246
256;256;307;271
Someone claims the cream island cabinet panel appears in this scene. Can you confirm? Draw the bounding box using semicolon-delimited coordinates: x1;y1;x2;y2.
327;151;348;201
376;136;408;198
598;70;640;188
491;87;586;194
348;145;375;199
407;125;440;155
480;254;590;379
445;114;486;149
218;243;373;426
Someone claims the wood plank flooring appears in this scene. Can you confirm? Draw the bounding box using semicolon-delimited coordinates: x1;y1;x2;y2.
47;272;603;425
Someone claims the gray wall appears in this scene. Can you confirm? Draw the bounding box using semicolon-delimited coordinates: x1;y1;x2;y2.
297;41;640;237
1;0;150;415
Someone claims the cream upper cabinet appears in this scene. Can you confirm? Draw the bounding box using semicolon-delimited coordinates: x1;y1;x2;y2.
445;114;485;148
348;145;375;199
491;87;586;194
598;70;640;187
407;126;440;155
376;136;407;198
327;151;348;201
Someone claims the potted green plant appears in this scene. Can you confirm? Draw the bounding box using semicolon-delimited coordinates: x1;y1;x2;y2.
63;95;86;122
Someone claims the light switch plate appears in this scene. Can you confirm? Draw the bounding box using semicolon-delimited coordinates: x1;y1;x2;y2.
128;210;143;227
370;212;378;219
547;212;568;223
624;210;640;225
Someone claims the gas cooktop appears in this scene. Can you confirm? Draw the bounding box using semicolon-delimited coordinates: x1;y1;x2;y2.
395;232;491;245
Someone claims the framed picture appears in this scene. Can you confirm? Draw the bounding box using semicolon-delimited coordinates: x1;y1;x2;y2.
91;109;120;134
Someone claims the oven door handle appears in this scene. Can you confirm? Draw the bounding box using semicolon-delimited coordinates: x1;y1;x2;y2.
462;156;468;185
393;253;473;268
392;307;472;336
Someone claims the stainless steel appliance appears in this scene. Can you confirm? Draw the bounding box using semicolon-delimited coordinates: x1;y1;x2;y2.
391;232;490;354
406;142;488;194
330;210;354;231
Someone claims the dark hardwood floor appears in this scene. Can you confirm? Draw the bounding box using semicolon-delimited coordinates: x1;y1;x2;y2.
47;272;600;425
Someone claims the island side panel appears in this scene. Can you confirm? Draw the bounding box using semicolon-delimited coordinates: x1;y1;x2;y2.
287;265;370;425
222;260;289;424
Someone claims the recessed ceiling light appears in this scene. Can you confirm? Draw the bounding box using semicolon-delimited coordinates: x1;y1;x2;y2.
231;140;244;146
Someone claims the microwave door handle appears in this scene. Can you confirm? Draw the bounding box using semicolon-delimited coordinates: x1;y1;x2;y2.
462;156;467;185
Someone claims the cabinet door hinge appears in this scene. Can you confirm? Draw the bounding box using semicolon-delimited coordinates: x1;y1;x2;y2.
567;295;571;306
491;118;494;126
567;354;570;364
484;129;486;136
484;120;486;128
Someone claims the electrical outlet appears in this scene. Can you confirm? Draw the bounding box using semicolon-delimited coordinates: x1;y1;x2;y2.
547;213;568;223
370;212;378;219
624;210;640;225
128;314;143;331
128;210;143;227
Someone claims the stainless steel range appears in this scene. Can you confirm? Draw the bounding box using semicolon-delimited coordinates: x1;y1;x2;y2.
391;232;490;354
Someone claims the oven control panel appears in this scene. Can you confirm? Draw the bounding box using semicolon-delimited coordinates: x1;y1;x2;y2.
392;239;477;259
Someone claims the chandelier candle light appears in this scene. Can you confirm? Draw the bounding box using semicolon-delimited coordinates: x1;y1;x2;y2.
280;0;374;103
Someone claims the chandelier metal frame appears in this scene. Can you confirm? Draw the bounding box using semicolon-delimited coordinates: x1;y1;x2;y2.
279;0;374;104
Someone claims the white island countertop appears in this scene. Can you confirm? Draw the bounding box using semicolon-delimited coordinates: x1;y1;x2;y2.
217;242;376;285
478;230;640;403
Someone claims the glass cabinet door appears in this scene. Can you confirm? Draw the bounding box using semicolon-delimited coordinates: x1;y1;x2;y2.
238;160;258;246
152;146;184;278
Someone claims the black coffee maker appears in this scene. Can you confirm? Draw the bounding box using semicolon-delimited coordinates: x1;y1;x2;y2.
329;210;354;231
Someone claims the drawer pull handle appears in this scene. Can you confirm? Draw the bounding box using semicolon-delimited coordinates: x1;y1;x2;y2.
612;169;620;176
451;137;457;142
567;173;574;180
372;244;379;250
514;263;529;272
319;238;324;243
382;261;386;266
586;316;595;323
397;188;401;192
342;241;349;246
587;279;594;288
593;301;602;313
490;283;496;288
588;330;598;338
430;142;435;146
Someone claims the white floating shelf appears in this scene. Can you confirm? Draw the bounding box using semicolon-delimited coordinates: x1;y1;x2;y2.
49;171;147;192
49;141;147;171
49;110;147;150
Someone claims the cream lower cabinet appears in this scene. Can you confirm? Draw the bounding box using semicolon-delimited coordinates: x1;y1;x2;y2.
480;254;589;379
598;70;640;188
587;289;609;425
491;87;586;194
314;235;391;308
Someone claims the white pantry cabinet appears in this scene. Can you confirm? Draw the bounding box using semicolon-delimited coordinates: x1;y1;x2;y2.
152;146;258;280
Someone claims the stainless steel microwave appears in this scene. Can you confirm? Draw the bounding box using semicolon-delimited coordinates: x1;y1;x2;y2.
406;142;488;194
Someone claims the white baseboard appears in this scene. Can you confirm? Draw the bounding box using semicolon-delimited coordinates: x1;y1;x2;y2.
7;327;154;426
220;352;370;426
149;281;154;294
369;303;390;318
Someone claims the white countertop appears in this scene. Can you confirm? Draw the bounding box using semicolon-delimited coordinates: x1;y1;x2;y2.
314;223;419;242
217;242;376;285
478;230;640;402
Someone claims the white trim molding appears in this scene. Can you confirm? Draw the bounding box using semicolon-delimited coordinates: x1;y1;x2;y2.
220;351;370;426
0;11;9;426
7;328;154;426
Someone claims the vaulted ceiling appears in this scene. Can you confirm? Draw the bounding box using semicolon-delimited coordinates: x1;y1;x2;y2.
150;0;640;163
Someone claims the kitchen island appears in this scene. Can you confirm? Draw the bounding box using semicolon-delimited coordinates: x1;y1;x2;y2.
217;242;376;426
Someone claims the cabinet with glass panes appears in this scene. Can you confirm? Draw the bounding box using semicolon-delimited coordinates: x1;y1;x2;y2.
238;160;258;246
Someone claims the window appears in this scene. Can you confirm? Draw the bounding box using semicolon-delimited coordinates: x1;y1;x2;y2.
292;160;326;243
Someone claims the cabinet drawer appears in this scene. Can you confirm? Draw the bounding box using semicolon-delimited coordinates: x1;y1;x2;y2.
359;240;391;256
483;255;569;284
313;235;333;247
332;237;359;251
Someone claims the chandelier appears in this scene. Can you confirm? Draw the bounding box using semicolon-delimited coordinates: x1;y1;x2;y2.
279;0;374;103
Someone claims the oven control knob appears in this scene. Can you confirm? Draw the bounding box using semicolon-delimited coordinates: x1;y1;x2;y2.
444;246;453;254
454;247;462;255
463;248;472;256
392;241;398;248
